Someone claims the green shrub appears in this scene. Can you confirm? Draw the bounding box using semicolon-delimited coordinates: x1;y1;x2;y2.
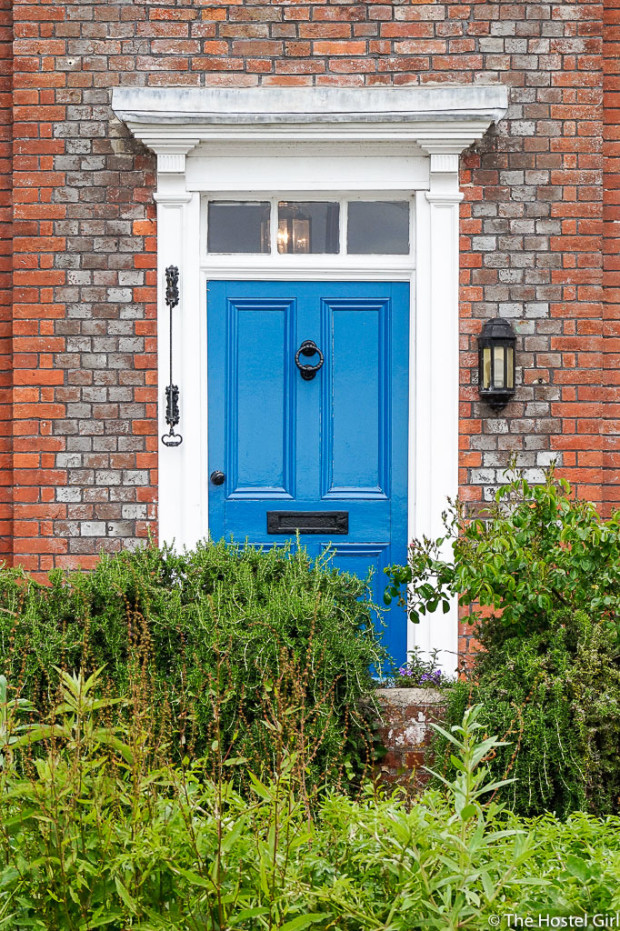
385;468;620;817
0;540;386;791
438;607;620;819
3;682;620;931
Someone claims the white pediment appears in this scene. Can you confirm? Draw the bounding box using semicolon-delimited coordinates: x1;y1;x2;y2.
112;85;508;172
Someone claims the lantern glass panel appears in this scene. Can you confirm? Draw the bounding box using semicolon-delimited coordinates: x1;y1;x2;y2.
507;347;514;389
493;345;505;389
482;346;492;389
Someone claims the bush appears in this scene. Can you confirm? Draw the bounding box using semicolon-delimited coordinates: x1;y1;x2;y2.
0;540;386;791
3;683;620;931
439;607;620;818
385;468;620;817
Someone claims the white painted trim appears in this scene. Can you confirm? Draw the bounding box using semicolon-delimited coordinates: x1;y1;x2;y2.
113;85;507;120
187;151;431;194
411;180;464;674
113;85;508;674
199;261;414;282
113;85;507;148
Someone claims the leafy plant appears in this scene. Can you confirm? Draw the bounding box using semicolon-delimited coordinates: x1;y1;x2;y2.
385;466;620;637
0;540;386;793
451;470;620;639
417;706;536;928
384;535;453;624
385;467;620;817
14;666;132;765
0;674;34;771
4;678;620;929
390;647;452;690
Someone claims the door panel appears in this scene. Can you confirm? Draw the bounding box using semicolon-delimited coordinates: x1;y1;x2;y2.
226;297;296;498
322;298;389;499
207;280;409;664
322;542;401;653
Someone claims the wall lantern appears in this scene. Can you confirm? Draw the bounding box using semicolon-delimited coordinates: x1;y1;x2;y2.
277;212;311;254
478;317;516;410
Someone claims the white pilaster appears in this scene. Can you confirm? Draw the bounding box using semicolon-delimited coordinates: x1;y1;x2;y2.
155;165;203;551
410;151;463;674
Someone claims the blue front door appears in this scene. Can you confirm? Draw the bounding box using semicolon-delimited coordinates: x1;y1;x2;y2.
207;280;409;664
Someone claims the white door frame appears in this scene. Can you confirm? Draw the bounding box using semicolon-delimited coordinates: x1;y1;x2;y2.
112;86;508;672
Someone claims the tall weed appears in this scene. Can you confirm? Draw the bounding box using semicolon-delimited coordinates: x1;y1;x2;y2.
2;686;618;930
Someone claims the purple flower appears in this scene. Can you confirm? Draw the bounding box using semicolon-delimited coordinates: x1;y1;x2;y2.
419;670;442;686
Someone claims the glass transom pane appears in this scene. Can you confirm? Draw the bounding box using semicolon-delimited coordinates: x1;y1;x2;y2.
208;201;270;254
277;202;339;254
347;201;410;255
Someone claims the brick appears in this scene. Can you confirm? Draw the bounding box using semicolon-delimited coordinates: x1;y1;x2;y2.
0;0;612;597
312;40;367;56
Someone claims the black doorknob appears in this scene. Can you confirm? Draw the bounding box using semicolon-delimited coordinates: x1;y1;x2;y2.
210;471;226;486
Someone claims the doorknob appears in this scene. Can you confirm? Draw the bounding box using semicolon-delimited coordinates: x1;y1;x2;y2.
210;471;226;485
295;340;324;380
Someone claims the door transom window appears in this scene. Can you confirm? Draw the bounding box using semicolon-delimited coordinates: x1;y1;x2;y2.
206;197;412;256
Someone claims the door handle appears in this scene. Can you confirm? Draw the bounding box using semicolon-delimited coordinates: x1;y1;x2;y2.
295;340;324;380
210;471;226;485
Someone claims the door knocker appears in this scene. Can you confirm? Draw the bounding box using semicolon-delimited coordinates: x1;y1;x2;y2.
295;340;324;380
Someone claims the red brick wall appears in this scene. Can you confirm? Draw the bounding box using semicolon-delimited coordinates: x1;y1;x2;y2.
2;0;610;572
0;0;11;564
375;687;446;791
10;0;157;571
457;3;604;513
604;0;620;515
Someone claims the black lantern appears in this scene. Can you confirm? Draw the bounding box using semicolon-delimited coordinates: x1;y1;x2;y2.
478;317;516;410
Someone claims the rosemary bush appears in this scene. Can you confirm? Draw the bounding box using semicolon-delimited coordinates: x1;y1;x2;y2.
0;540;385;791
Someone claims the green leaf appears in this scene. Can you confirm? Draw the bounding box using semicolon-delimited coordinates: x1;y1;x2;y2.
280;914;332;931
428;721;463;748
223;756;249;766
220;819;246;853
480;870;495;902
565;855;591;884
234;907;270;921
173;866;213;890
77;912;124;929
114;877;137;913
449;754;467;773
247;771;273;801
93;732;134;765
459;804;478;821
